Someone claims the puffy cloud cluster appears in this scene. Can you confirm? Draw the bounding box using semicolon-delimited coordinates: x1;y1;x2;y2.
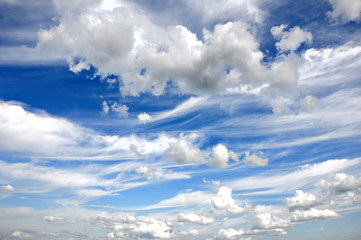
327;0;361;23
102;101;129;117
242;151;268;167
271;24;312;53
217;228;245;239
36;1;310;98
318;173;361;201
255;212;290;229
137;112;152;123
291;208;339;222
165;134;238;168
286;190;318;210
211;186;244;214
98;214;171;239
1;184;14;194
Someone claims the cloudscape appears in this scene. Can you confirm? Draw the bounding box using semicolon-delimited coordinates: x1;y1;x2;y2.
1;0;361;239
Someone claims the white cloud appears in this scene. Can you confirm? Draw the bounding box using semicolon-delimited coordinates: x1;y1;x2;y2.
298;95;319;112
255;212;291;229
271;98;291;115
327;0;361;23
68;59;90;73
138;112;152;123
12;231;32;238
318;173;361;201
164;133;205;165
209;144;239;168
110;102;129;117
226;158;361;195
286;190;318;210
1;184;14;194
271;25;312;52
177;229;198;236
36;2;304;97
143;190;212;210
97;214;171;239
217;228;245;239
102;101;110;114
177;213;214;225
290;208;339;222
185;0;264;23
242;151;268;167
211;186;244;214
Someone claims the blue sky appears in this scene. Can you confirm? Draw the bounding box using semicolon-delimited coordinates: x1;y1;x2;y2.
1;0;361;239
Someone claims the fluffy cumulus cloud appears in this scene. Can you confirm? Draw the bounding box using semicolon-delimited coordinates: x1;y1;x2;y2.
271;24;312;52
97;214;171;239
217;228;245;239
1;184;14;194
138;112;152;123
211;186;244;214
290;208;339;222
318;173;361;201
164;134;238;167
102;101;129;117
35;0;306;98
327;0;361;23
255;212;290;229
286;190;318;210
242;151;268;167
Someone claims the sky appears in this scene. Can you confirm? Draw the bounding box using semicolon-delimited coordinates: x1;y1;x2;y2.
0;0;361;239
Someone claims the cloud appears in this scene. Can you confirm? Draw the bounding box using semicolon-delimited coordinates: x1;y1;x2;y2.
255;212;290;229
209;144;239;168
286;190;318;210
1;184;14;194
318;173;361;202
327;0;361;23
36;1;306;97
271;25;312;52
97;214;171;239
143;190;212;210
217;228;245;239
290;208;339;222
164;133;205;165
164;134;238;167
138;112;152;123
211;186;244;214
298;95;319;112
12;231;32;238
242;151;268;167
110;102;129;117
226;158;361;195
102;101;129;117
177;213;214;225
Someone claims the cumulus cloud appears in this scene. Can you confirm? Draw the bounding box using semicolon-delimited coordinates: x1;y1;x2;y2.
318;173;361;202
97;214;171;239
138;112;152;123
327;0;361;23
1;184;14;194
217;228;245;239
177;213;214;225
242;151;268;167
12;231;32;238
102;101;129;117
110;102;129;117
211;186;244;214
271;25;312;52
36;1;305;98
255;212;290;229
286;190;318;210
209;144;239;168
290;208;339;222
